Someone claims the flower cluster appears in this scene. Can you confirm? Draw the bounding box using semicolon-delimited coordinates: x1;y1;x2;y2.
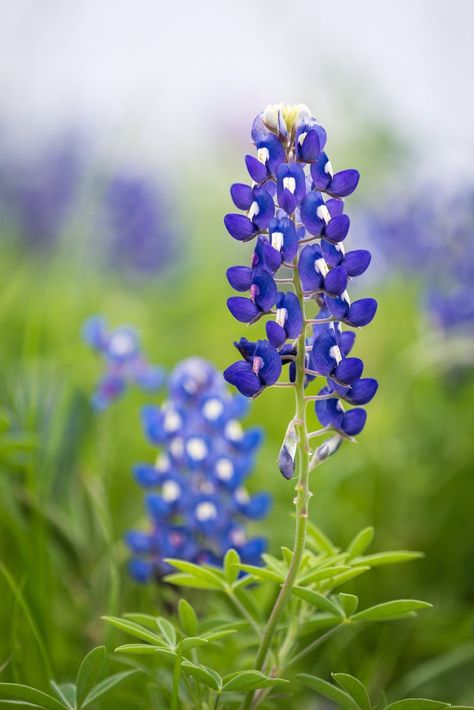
126;357;271;582
223;104;378;466
363;187;474;333
83;316;166;410
102;174;175;276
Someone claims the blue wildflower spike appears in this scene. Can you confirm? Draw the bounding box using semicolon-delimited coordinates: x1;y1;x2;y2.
126;357;271;581
223;104;378;467
83;316;166;410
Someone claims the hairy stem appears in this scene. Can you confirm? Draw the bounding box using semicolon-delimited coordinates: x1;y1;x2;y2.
241;260;312;710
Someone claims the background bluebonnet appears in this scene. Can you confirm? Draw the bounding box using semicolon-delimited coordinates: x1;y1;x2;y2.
362;187;474;333
126;357;271;582
223;104;378;464
83;315;166;410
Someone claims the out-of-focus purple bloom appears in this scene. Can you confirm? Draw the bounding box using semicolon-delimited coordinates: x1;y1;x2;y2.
0;134;82;248
223;104;378;455
102;174;175;275
83;316;166;410
126;357;271;582
362;187;474;333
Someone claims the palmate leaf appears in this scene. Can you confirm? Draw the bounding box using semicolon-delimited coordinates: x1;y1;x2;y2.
50;682;75;709
81;670;137;708
235;564;283;583
352;600;432;622
347;527;375;558
76;646;106;708
155;618;177;648
338;593;359;617
296;674;360;710
162;573;221;590
0;683;67;710
224;549;241;585
102;616;166;646
332;673;371;710
305;521;338;554
222;670;290;692
180;661;222;690
164;559;226;589
291;586;343;617
178;599;198;637
352;551;424;567
298;565;351;586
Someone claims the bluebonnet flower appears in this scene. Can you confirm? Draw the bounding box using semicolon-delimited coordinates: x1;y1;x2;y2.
0;134;82;249
102;174;175;275
223;104;378;471
83;316;166;410
126;357;271;582
362;187;474;334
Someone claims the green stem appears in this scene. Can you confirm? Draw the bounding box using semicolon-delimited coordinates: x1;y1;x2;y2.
171;646;182;710
240;262;312;710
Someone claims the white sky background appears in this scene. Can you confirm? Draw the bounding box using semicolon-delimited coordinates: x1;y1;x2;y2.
0;0;473;177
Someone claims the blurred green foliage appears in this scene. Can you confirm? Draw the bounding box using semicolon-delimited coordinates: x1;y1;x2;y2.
0;168;473;707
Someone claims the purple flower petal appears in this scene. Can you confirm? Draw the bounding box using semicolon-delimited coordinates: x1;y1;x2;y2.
266;320;286;348
324;214;350;243
346;298;378;326
298;244;325;291
334;357;364;384
224;213;256;241
311;330;339;376
346;378;378;405
224;361;261;397
230;183;253;210
343;249;372;277
245;154;267;183
227;297;259;323
324;265;348;296
327;169;360;198
342;408;367;436
227;265;253;291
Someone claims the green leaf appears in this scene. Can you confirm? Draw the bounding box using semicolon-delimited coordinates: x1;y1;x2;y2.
164;559;225;588
301;613;343;636
156;618;177;648
122;613;160;630
281;547;294;567
222;671;289;692
81;671;136;708
224;549;240;584
352;600;432;622
347;527;375;558
306;521;337;554
298;565;351;586
180;661;222;690
180;637;208;652
261;553;287;576
332;673;371;710
323;566;370;590
237;564;283;583
352;551;424;568
50;682;75;709
102;616;166;646
296;675;360;710
114;644;174;657
178;599;198;636
338;593;359;617
202;629;237;642
163;573;223;590
0;683;67;710
384;701;449;710
76;646;106;708
291;586;343;617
